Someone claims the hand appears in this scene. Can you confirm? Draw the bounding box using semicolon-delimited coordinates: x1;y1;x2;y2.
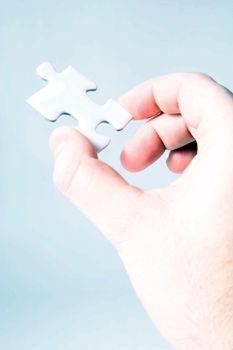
49;73;233;350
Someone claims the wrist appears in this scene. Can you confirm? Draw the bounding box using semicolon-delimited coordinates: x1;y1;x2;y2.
170;279;233;349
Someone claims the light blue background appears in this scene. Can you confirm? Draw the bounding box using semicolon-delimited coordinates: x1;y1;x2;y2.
1;1;232;349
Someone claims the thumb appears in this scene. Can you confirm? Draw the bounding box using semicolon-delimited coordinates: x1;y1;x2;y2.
49;126;143;245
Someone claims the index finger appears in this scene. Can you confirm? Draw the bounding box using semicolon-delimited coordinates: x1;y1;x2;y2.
118;73;184;120
119;72;233;132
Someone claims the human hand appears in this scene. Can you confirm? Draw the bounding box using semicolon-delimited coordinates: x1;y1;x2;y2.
49;73;233;350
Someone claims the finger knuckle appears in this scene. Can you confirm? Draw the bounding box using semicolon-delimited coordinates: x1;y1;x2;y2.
175;72;214;83
192;72;213;81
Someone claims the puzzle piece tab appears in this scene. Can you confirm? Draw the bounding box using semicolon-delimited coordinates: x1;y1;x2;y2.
27;62;132;152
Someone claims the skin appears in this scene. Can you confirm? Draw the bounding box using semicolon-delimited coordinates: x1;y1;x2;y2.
49;73;233;349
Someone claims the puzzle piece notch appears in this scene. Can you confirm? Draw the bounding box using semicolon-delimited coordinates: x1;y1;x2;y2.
27;62;132;152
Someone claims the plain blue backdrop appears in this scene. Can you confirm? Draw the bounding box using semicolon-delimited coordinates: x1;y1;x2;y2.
1;1;233;349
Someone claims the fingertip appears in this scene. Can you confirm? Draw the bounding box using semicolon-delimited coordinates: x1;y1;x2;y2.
49;126;96;159
166;147;197;173
121;124;165;172
117;95;126;107
166;154;184;174
118;94;133;119
120;149;141;172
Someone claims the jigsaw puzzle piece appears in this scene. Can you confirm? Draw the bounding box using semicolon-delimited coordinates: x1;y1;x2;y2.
27;82;66;122
27;62;132;152
27;63;97;122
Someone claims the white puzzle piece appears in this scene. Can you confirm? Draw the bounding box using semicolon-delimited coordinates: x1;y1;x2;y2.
27;62;132;152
